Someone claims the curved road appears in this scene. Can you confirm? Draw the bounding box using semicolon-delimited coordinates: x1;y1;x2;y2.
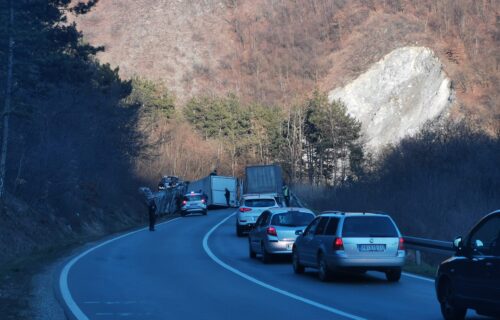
59;209;485;320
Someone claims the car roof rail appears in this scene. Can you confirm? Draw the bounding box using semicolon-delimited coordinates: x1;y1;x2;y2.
321;210;344;215
366;210;389;215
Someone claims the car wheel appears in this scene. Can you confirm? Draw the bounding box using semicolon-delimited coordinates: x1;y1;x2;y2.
236;224;244;237
248;239;256;259
317;253;332;282
385;268;402;282
439;279;466;320
292;249;305;274
261;242;272;264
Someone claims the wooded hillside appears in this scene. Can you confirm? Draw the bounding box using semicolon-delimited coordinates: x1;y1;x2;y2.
0;0;144;268
74;0;499;130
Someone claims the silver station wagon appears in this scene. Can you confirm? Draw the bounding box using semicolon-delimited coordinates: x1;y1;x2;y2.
248;208;315;263
292;212;406;282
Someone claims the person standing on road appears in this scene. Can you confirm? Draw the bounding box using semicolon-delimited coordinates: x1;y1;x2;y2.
224;188;230;207
148;199;157;231
282;184;290;207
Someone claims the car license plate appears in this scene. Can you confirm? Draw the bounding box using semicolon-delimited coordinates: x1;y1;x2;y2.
358;244;385;252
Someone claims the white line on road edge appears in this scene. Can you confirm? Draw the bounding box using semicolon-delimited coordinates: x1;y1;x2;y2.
202;213;367;320
402;272;434;283
59;218;181;320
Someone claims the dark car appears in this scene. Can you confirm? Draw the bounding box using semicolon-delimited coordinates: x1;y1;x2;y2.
435;210;500;320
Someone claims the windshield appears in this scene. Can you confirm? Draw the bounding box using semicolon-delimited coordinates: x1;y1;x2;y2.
244;199;276;207
271;211;315;227
342;216;398;237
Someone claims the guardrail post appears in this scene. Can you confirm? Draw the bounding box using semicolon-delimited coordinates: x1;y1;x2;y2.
415;250;422;266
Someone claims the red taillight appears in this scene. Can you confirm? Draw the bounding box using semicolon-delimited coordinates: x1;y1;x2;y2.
239;207;252;212
182;200;187;205
333;237;344;250
267;226;277;236
398;237;404;250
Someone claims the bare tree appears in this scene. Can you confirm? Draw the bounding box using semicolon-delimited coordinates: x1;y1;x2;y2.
0;0;15;199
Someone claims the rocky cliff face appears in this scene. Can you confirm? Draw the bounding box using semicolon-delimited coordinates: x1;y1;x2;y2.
328;47;454;152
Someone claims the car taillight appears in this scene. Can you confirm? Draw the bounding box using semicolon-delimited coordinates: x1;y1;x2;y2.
182;200;187;205
333;237;344;250
267;226;277;236
239;207;252;212
398;237;404;250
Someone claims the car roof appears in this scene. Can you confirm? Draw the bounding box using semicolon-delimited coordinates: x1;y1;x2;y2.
268;207;314;214
319;211;390;218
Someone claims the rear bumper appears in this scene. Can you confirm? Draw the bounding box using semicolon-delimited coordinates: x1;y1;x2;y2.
327;255;405;269
265;240;294;254
181;207;207;213
237;223;255;232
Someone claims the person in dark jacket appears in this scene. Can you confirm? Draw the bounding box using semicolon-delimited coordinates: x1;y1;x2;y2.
148;199;157;231
224;188;230;207
282;184;290;207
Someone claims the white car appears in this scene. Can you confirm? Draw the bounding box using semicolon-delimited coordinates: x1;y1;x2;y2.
236;194;280;237
180;192;207;216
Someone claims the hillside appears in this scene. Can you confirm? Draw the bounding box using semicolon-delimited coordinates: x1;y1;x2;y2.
73;0;499;132
0;1;145;268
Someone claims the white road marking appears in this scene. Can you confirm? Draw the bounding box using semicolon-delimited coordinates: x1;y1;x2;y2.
59;218;181;320
402;272;435;283
202;212;366;320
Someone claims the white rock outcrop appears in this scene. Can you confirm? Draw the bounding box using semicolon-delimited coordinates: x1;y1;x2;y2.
328;47;453;153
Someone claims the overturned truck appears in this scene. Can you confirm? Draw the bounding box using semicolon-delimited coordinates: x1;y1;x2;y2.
187;175;238;207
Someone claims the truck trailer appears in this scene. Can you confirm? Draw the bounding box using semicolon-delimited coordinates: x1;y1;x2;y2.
187;175;238;207
244;164;283;196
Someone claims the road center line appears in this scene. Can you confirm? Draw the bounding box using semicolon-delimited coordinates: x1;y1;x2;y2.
59;218;181;320
202;212;366;320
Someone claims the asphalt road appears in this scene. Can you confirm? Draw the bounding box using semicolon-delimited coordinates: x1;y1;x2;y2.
59;209;487;320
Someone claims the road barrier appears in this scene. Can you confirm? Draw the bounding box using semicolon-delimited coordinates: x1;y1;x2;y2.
403;236;454;265
404;236;454;255
289;190;308;208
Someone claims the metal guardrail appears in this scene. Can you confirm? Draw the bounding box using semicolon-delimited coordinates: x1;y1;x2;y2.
289;190;308;208
404;236;454;255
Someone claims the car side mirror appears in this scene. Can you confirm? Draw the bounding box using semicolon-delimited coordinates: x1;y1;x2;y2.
295;230;303;236
453;236;463;249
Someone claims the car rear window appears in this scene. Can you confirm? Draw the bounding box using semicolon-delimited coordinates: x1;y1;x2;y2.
186;195;202;201
271;211;314;227
324;218;340;235
244;199;276;207
342;216;398;237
